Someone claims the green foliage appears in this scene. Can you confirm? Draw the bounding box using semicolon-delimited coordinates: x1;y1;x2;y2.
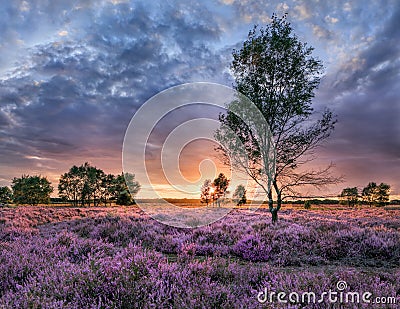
231;15;324;131
339;187;359;207
362;182;377;206
362;182;390;207
304;200;311;209
0;186;12;204
216;14;338;222
11;175;53;205
58;163;105;206
116;191;133;206
58;163;140;206
375;183;390;206
115;173;140;205
58;165;81;206
212;173;230;207
233;185;247;206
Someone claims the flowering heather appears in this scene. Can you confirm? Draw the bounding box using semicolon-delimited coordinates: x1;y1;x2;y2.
0;205;399;308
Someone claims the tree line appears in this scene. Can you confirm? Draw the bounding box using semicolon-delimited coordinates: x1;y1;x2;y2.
0;162;140;206
197;175;393;208
339;182;391;207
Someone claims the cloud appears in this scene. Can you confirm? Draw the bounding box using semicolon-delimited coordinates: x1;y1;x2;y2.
19;1;30;12
220;0;235;5
312;24;332;39
276;2;289;12
343;2;352;12
325;5;400;94
221;0;274;24
325;15;339;24
314;5;400;192
294;3;311;20
58;30;68;37
0;0;234;188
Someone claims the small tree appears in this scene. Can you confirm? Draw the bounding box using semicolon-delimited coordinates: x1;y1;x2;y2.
233;184;247;206
58;165;82;206
115;173;140;205
87;166;106;207
102;174;116;206
339;187;359;207
213;173;230;207
362;182;390;207
362;182;377;206
0;186;12;205
12;175;53;205
375;183;390;206
200;179;213;206
304;200;312;209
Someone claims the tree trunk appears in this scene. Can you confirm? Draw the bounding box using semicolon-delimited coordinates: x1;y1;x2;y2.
268;190;273;212
271;208;278;223
270;180;282;224
277;192;282;211
267;190;279;223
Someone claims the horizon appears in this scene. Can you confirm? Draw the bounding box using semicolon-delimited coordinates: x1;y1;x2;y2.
1;0;399;198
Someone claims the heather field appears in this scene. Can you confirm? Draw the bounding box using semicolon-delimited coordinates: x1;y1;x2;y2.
1;205;399;308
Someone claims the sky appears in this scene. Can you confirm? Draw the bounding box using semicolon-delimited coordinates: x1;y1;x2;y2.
0;0;399;199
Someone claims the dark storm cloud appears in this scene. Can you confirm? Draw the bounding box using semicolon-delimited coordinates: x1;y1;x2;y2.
323;5;400;150
328;8;400;94
0;111;8;127
316;5;400;192
0;0;93;71
0;0;233;185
